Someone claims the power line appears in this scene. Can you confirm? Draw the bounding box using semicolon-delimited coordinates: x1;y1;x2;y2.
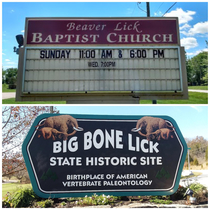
154;2;164;14
137;2;146;14
162;2;177;17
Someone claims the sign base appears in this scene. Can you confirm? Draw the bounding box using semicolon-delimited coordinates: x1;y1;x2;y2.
66;95;140;104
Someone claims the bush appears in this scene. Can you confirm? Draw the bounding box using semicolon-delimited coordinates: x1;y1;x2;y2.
189;183;207;194
75;194;118;206
193;158;199;166
2;187;39;208
34;199;54;208
149;196;173;204
189;183;208;204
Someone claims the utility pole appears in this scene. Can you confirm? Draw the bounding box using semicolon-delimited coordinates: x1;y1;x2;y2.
188;148;191;171
146;2;150;17
50;106;53;113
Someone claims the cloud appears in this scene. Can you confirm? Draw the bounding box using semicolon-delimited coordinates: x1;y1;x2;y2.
6;62;17;65
180;23;191;30
180;37;198;49
4;59;17;66
125;6;136;16
21;30;25;33
164;8;196;24
154;11;163;17
187;21;208;36
190;106;204;113
181;22;208;36
187;48;208;57
10;9;15;13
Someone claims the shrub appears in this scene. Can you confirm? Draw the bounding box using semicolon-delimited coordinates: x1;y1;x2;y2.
193;158;199;166
149;196;172;204
189;183;207;193
188;183;208;204
75;194;118;206
2;187;38;208
35;199;54;208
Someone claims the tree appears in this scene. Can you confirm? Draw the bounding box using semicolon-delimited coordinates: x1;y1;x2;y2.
205;146;208;161
186;136;208;166
5;68;18;88
186;58;194;85
186;51;208;86
2;106;58;178
193;158;199;166
2;68;6;84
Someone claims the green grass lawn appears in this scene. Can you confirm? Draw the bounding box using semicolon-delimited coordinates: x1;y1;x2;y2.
2;85;208;104
2;183;32;199
140;92;208;104
2;98;66;104
2;84;16;92
3;91;207;104
188;86;208;90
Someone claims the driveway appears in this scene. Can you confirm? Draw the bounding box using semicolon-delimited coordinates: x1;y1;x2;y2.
2;92;16;99
188;89;208;93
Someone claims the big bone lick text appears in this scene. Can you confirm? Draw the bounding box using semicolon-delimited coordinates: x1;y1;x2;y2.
52;129;159;153
50;129;162;167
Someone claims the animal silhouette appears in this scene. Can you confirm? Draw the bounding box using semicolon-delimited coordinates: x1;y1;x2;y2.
150;128;174;140
35;115;82;140
132;116;175;141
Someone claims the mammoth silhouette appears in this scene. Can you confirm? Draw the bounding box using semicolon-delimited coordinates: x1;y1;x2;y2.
150;128;175;140
37;127;66;140
132;116;174;141
35;115;83;140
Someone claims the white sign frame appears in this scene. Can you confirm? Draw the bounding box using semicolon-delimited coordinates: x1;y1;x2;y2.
22;46;183;94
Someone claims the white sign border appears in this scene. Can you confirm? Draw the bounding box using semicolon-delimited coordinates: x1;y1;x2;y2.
22;46;183;93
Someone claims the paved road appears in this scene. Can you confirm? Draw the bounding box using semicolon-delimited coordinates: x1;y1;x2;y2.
2;92;16;99
188;89;208;93
180;170;208;189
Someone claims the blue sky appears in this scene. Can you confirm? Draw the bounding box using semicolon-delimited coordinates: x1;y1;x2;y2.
55;105;208;140
2;1;208;70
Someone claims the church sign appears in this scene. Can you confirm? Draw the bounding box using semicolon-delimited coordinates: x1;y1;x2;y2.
16;17;188;102
22;114;187;198
26;18;178;45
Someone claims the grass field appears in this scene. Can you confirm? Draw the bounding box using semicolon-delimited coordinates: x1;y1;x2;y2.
2;92;208;104
140;92;208;104
2;85;208;104
2;84;16;92
2;98;66;104
188;86;208;90
2;183;31;199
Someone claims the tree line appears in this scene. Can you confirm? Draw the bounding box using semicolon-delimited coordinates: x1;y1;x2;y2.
185;136;208;167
